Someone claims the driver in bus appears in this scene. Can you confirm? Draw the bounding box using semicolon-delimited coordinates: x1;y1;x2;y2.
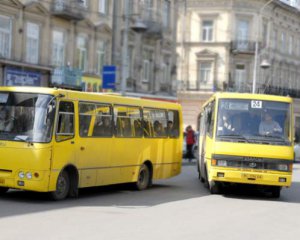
0;105;14;132
259;112;282;136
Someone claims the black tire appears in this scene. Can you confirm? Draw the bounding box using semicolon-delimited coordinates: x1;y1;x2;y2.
50;171;70;201
270;186;281;198
135;164;151;191
0;187;8;195
209;181;221;194
197;161;205;183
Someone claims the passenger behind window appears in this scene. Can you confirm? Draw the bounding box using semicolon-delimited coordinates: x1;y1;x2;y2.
0;105;14;132
166;120;179;137
154;120;165;137
134;119;143;137
93;116;112;137
143;120;151;137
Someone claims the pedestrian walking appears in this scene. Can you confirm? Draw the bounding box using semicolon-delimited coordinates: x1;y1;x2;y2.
185;125;196;162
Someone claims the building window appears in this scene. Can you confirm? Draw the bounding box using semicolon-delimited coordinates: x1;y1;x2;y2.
52;30;65;67
143;59;150;82
98;0;107;14
0;15;12;59
262;22;268;47
281;31;286;53
26;22;39;64
76;35;88;71
273;29;278;49
198;62;212;83
235;64;246;91
202;20;213;42
96;40;106;75
79;0;87;7
144;0;154;20
236;19;249;50
289;35;293;55
127;0;134;15
128;46;134;78
162;61;171;84
162;0;171;28
142;49;153;83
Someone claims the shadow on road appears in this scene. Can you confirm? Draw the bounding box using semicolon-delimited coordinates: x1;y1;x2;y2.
0;165;209;218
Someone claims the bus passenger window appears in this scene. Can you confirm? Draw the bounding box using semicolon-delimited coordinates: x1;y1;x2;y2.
114;105;141;138
144;108;167;138
92;104;113;137
167;110;180;138
56;101;74;141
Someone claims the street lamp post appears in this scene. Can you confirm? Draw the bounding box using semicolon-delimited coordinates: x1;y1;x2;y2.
252;0;275;94
120;0;130;96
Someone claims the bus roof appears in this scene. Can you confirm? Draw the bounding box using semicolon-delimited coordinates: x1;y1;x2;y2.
202;92;293;109
0;86;181;110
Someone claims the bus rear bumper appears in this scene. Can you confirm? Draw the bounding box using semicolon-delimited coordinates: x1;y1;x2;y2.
209;168;292;187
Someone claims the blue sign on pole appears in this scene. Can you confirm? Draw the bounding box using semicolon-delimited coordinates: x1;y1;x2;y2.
102;65;116;90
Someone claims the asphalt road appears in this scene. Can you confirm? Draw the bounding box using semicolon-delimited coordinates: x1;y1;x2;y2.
0;162;300;240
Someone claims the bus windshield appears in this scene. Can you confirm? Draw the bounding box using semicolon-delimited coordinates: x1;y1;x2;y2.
0;92;55;143
216;99;291;145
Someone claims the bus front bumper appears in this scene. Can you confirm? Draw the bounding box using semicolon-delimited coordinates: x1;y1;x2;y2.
209;168;292;187
0;170;50;192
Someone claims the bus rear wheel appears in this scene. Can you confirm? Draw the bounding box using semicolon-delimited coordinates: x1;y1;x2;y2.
135;164;151;191
50;171;70;201
0;187;8;195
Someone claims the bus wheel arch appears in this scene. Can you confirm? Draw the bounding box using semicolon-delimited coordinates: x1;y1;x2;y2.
63;165;79;198
50;165;79;200
135;160;153;190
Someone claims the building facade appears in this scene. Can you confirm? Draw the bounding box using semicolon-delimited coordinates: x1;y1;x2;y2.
0;0;113;91
177;0;300;128
112;0;178;99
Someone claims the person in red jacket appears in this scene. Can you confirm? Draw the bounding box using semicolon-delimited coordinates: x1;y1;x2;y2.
185;125;196;162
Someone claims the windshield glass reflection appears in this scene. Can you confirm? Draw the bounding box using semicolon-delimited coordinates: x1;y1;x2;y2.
217;99;290;145
0;92;55;143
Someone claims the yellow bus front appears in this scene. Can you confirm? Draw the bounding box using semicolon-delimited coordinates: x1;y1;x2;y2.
0;90;55;192
201;94;294;194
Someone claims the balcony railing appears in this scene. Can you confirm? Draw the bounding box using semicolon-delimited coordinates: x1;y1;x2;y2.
231;41;258;54
259;85;300;98
51;0;87;21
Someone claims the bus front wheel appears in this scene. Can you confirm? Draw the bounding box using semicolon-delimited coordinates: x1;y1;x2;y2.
270;186;281;198
50;171;70;201
135;164;151;191
209;181;221;194
0;187;8;195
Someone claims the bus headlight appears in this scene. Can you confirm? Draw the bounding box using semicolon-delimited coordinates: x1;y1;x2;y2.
18;171;25;179
217;160;227;167
278;164;288;171
26;172;32;179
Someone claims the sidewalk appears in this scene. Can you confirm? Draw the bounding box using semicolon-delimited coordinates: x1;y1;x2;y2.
182;158;197;166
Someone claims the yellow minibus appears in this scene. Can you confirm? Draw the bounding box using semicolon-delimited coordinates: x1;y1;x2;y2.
197;92;294;197
0;87;182;200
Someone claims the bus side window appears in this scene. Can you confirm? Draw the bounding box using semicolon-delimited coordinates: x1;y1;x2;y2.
114;106;133;138
207;101;215;137
167;110;180;138
56;101;75;142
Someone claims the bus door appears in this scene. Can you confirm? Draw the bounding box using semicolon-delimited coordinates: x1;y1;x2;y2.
76;102;114;187
52;101;76;187
198;101;215;179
